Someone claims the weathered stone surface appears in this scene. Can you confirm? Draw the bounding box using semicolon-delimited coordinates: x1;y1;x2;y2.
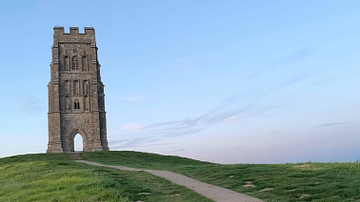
47;26;109;153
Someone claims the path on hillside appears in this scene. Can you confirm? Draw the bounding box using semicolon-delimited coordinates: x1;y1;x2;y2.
75;159;263;202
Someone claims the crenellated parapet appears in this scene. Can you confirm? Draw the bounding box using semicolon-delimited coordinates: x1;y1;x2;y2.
54;26;95;35
53;26;96;45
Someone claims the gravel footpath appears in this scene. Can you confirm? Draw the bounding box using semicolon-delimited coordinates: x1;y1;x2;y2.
76;160;263;202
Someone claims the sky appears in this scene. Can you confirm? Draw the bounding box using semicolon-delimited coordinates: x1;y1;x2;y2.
1;0;360;164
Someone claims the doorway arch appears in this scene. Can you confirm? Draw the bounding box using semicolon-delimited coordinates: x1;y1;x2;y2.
69;128;88;152
74;133;83;152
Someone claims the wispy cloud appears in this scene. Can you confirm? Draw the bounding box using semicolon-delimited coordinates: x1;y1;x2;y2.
314;122;346;127
142;121;181;129
109;136;172;149
121;123;143;131
108;139;128;145
21;95;45;113
249;49;313;78
140;102;281;137
109;136;158;147
165;128;205;137
274;74;307;91
111;143;172;149
114;71;307;145
169;149;186;153
223;115;241;124
121;96;143;101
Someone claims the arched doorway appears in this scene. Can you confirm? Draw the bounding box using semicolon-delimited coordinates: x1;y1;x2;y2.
74;133;83;152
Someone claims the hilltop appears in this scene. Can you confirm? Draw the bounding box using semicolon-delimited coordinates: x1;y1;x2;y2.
0;152;211;202
1;151;360;201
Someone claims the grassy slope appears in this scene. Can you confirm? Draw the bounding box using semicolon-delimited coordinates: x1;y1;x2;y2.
82;151;360;202
0;153;212;202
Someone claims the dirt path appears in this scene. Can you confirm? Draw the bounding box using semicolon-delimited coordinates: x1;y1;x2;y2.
76;160;263;202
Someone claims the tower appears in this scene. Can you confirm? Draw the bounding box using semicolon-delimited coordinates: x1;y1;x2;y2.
47;26;109;153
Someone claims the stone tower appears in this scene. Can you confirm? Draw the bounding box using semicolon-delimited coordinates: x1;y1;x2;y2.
47;26;109;153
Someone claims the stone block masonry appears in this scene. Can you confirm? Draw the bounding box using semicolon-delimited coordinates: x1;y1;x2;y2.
47;26;109;153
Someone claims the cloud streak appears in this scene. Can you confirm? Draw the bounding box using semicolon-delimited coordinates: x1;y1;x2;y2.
169;149;186;153
140;102;281;138
21;95;46;114
109;136;171;149
139;73;306;137
121;123;142;131
314;122;346;127
249;49;313;78
113;70;308;148
111;142;172;149
165;128;205;137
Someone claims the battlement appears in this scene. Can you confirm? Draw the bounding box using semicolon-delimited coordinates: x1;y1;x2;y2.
54;26;95;35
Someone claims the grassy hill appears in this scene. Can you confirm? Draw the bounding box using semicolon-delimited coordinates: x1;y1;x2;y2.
82;151;360;202
2;151;360;202
0;153;211;202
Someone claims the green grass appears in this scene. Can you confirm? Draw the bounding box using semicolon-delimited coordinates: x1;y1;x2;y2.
3;151;360;202
0;153;212;202
82;151;360;202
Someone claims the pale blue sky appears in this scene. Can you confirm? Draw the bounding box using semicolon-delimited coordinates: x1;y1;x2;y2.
1;0;360;163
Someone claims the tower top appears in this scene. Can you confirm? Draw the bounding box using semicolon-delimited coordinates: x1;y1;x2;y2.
53;26;96;45
53;26;95;35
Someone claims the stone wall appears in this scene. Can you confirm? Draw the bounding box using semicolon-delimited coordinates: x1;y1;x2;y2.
47;26;109;153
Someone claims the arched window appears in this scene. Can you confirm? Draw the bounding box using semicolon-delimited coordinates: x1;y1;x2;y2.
82;56;87;71
84;95;89;111
72;56;79;70
64;56;69;71
65;96;70;111
74;99;80;110
65;79;70;95
73;80;79;95
83;80;89;95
